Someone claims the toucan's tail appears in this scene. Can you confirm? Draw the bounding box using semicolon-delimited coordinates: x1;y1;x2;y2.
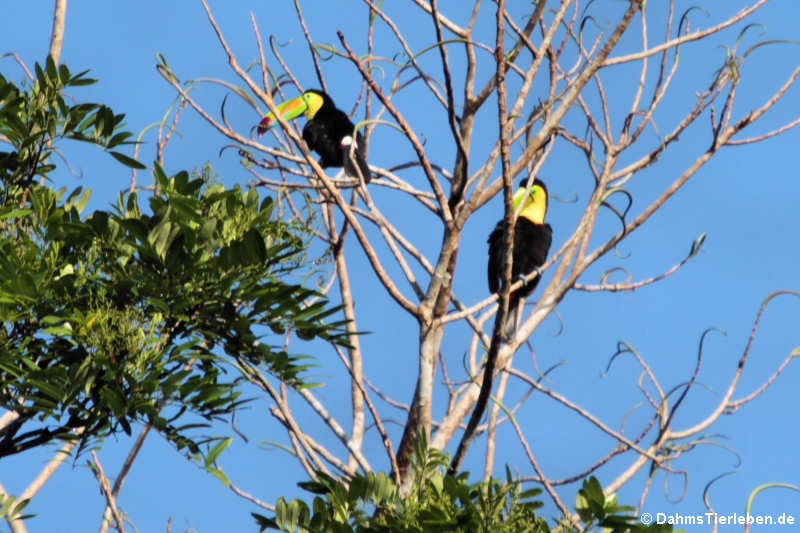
501;294;523;342
354;146;371;184
342;133;371;183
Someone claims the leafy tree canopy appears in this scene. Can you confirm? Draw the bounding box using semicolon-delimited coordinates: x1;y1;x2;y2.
0;57;348;461
256;440;672;533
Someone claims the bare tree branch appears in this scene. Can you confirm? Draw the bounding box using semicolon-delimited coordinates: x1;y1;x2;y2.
146;0;800;519
48;0;67;64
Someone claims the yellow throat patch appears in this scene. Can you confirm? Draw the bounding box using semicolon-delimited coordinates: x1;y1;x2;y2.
513;183;547;224
303;91;324;120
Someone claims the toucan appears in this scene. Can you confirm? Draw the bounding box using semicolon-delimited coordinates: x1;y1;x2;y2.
487;178;552;339
257;89;371;183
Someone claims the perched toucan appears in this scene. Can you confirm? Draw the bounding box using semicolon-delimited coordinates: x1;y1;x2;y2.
487;178;552;339
257;89;371;183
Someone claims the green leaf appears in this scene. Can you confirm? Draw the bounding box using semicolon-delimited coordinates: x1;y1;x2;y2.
0;207;32;220
108;150;146;169
205;437;233;467
58;63;71;84
689;232;707;258
66;186;92;213
106;131;134;149
206;466;231;487
45;55;59;85
251;512;279;532
41;326;75;336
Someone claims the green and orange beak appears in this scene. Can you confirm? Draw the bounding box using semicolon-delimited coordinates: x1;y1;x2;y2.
512;186;528;211
257;95;308;136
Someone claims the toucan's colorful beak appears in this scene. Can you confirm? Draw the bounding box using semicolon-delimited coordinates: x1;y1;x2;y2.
257;96;308;136
512;187;528;211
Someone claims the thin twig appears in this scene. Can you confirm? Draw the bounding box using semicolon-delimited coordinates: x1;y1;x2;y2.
603;0;769;66
91;451;127;533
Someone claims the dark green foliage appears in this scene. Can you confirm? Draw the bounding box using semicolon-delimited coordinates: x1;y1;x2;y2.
0;62;349;460
257;442;672;533
572;477;674;533
255;447;546;533
0;57;138;197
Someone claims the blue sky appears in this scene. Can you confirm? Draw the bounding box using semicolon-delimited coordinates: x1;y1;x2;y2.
3;1;800;531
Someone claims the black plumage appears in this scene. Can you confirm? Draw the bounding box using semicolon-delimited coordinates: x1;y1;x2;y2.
487;178;552;338
258;89;371;183
301;90;371;183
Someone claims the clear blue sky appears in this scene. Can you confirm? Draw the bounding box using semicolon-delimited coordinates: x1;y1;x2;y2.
3;1;799;531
